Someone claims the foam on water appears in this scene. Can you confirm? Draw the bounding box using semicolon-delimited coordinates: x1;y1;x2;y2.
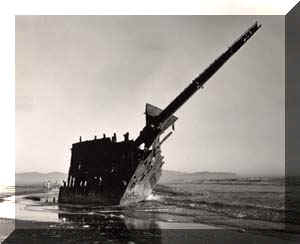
146;193;161;201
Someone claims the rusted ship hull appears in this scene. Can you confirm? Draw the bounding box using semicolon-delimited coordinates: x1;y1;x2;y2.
58;22;261;206
120;143;163;205
58;103;169;206
58;137;164;206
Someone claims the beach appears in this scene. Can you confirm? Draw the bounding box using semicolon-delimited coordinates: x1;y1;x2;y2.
1;218;299;244
1;178;300;243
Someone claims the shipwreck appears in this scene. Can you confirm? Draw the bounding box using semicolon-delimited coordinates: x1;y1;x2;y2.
58;22;261;206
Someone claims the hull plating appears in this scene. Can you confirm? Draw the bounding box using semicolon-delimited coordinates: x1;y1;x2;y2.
58;146;163;206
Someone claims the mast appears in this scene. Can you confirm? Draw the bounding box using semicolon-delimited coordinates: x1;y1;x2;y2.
155;22;261;127
135;22;261;148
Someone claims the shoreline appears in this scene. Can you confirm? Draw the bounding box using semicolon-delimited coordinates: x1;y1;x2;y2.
1;192;300;239
1;183;300;243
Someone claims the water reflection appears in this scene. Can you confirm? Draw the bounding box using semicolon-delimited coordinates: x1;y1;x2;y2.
56;205;163;243
2;190;215;243
57;204;161;230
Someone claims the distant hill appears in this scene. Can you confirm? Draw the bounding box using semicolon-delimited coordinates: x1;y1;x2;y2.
15;170;237;185
16;172;67;185
159;170;237;183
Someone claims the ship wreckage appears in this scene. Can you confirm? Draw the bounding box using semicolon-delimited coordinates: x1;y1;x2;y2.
59;22;261;206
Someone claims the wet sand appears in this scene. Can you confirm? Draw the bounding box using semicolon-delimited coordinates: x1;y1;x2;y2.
2;218;300;244
1;185;300;243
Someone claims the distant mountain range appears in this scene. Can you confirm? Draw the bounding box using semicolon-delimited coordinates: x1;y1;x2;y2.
159;170;237;183
16;172;67;185
15;170;237;185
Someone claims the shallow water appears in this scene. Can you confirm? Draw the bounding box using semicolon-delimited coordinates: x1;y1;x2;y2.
1;177;300;236
1;188;218;231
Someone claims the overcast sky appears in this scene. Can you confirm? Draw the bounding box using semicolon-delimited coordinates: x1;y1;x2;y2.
16;15;284;175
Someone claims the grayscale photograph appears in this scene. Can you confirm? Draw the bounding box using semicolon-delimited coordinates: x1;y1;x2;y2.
1;14;299;243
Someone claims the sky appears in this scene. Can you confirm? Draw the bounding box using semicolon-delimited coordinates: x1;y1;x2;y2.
15;15;285;176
